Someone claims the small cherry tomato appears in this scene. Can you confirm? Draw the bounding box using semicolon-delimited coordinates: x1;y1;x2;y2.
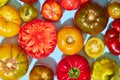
42;0;63;21
20;4;38;22
107;1;120;19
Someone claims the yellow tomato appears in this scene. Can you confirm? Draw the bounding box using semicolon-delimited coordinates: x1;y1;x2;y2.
57;26;84;55
0;44;29;80
0;5;22;37
0;0;8;7
84;37;105;58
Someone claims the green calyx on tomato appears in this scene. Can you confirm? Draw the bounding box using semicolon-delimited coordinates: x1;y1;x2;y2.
20;4;38;22
74;2;108;35
57;55;91;80
68;67;80;79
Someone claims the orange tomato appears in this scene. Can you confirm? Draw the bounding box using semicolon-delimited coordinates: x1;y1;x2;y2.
0;5;22;37
57;26;84;55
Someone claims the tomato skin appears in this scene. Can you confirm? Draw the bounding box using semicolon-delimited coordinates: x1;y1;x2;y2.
57;26;84;55
18;19;57;59
112;19;120;33
0;44;29;80
60;0;81;10
42;0;63;21
104;29;120;55
107;1;120;19
57;55;91;80
20;4;38;22
74;2;108;35
0;5;22;37
29;65;54;80
20;0;38;3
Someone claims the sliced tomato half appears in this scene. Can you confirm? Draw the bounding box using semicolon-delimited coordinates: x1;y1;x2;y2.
18;19;57;59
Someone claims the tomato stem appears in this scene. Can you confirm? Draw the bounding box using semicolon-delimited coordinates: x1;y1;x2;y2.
66;36;74;44
68;67;80;79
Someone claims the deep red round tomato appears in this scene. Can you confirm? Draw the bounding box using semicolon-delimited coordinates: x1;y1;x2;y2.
18;19;57;59
112;19;120;33
60;0;81;10
104;29;120;56
74;2;108;35
20;0;38;3
42;0;63;21
57;55;91;80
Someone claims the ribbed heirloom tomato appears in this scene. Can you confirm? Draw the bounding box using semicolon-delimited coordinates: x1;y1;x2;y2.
57;55;91;80
0;44;29;80
0;5;22;37
57;26;84;55
18;19;57;59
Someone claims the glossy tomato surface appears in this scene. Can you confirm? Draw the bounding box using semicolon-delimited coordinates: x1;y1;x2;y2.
74;2;108;35
112;19;120;33
57;55;91;80
57;26;84;55
107;1;120;19
29;65;54;80
0;5;22;37
104;29;120;56
0;44;29;80
42;0;63;21
20;4;38;22
18;19;57;59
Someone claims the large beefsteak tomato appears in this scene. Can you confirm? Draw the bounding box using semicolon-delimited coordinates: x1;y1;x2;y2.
57;55;91;80
74;2;108;35
18;19;57;59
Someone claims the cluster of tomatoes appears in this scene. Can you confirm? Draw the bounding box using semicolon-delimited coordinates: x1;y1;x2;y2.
0;0;120;80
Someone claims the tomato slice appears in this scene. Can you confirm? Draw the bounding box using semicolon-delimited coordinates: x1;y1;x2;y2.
18;19;57;59
84;37;105;58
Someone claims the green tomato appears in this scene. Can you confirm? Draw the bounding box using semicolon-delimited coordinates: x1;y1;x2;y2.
20;4;38;22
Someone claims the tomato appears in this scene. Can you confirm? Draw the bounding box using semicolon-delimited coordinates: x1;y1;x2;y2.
57;26;84;55
84;37;105;58
0;0;8;7
42;0;63;21
20;0;38;3
29;65;54;80
0;44;29;80
104;29;120;56
60;0;81;10
74;2;108;35
20;4;38;22
112;19;120;33
56;54;91;80
0;5;22;37
107;1;120;19
18;19;57;59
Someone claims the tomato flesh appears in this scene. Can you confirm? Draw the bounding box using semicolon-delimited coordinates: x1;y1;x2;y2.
18;19;57;59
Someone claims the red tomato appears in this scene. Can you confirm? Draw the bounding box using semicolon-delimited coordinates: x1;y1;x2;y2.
18;19;57;59
42;0;63;21
57;55;91;80
60;0;81;10
60;0;89;10
104;29;120;56
112;19;120;33
20;0;38;3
